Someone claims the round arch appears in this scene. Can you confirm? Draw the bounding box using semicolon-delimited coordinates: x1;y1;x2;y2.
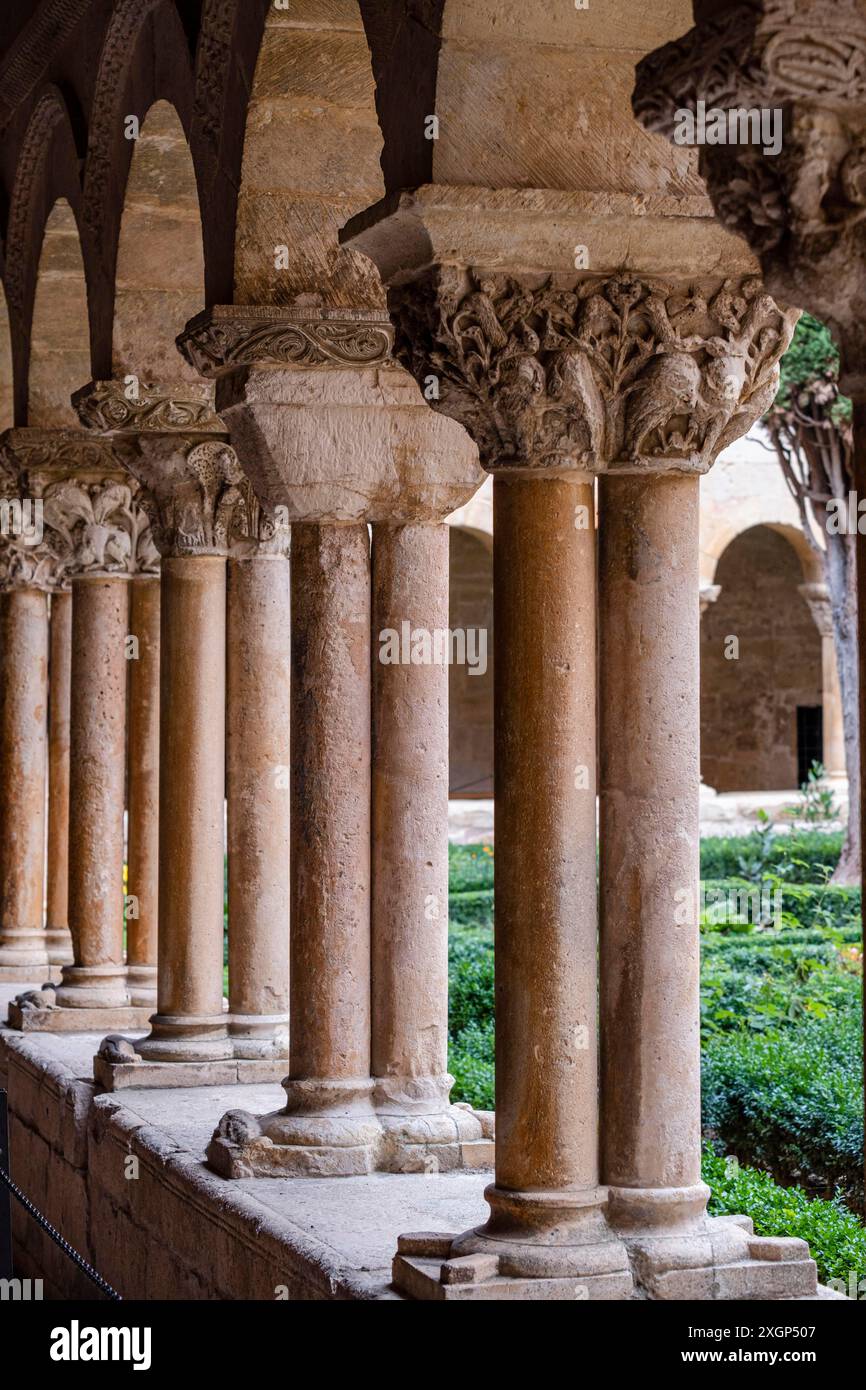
113;100;205;382
28;198;90;428
701;524;824;793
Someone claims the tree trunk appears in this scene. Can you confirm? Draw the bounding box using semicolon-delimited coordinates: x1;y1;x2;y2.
825;530;860;884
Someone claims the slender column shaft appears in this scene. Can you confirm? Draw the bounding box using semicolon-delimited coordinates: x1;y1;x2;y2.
599;474;705;1225
126;576;160;1007
493;475;598;1194
0;588;50;972
226;553;290;1058
371;523;450;1105
57;578;130;1007
288;524;371;1088
820;634;846;779
45;591;73;964
137;556;231;1060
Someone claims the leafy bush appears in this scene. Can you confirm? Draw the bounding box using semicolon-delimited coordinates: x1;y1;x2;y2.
703;1145;866;1290
449;1019;495;1111
702;1012;864;1213
699;830;843;883
449;888;494;928
701;877;859;934
448;844;494;893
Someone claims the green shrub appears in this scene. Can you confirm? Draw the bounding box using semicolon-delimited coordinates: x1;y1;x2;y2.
449;888;494;928
700;877;860;934
449;930;494;1036
449;1019;494;1111
702;1011;864;1213
699;831;842;883
702;1145;866;1290
448;844;494;892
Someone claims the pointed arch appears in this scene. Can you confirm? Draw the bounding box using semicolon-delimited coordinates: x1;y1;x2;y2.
28;198;90;428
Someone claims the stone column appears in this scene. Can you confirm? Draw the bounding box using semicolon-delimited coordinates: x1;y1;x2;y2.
56;572;130;1010
45;590;73;966
2;431;156;1029
174;306;483;1172
598;473;707;1250
371;521;487;1169
126;571;160;1007
226;522;291;1060
343;195;816;1293
799;583;847;781
0;555;52;979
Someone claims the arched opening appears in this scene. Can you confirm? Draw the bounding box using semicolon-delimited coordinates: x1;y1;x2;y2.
28;199;90;427
0;281;13;429
234;1;385;306
701;525;823;792
448;526;493;798
113;99;204;380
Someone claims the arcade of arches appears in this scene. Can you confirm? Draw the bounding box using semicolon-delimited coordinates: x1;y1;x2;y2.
0;0;858;1302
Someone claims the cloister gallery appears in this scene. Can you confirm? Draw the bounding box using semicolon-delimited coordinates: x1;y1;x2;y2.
0;0;861;1304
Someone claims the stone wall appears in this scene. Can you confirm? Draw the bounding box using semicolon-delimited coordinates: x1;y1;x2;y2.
701;526;822;792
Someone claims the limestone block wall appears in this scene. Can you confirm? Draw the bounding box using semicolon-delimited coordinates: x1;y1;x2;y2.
701;527;823;792
0;1031;379;1301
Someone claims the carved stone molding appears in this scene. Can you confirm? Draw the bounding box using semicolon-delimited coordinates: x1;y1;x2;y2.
389;269;796;473
177;305;395;377
799;581;835;638
633;0;866;379
1;429;158;583
73;379;226;436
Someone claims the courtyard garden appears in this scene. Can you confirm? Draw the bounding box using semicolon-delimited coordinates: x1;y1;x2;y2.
447;827;866;1292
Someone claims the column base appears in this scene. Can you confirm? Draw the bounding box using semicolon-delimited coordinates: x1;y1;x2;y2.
6;984;152;1033
126;964;158;1009
55;963;130;1010
606;1183;818;1299
45;927;74;966
0;965;62;985
0;936;52;974
134;1013;234;1064
374;1075;494;1172
393;1185;634;1300
228;1013;290;1060
94;1034;289;1091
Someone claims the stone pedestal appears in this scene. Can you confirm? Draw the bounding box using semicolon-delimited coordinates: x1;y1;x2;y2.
46;590;73;966
126;575;160;1008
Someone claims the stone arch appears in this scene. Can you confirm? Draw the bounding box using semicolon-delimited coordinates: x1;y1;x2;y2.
81;0;200;376
0;281;13;431
3;85;85;422
448;524;493;798
112;100;205;382
234;0;385;307
701;523;824;793
28;198;91;429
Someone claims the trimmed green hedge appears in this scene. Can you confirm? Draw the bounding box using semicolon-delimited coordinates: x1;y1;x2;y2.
703;1145;866;1290
702;1011;864;1213
448;844;494;893
699;830;843;883
701;877;860;934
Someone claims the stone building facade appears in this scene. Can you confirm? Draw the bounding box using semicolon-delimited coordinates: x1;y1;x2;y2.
0;0;853;1301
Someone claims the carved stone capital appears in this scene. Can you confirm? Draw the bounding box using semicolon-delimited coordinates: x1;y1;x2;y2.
633;0;866;385
177;305;395;378
388;269;796;474
1;429;157;584
114;435;251;559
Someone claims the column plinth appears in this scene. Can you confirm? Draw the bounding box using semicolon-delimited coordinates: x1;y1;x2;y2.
46;590;73;966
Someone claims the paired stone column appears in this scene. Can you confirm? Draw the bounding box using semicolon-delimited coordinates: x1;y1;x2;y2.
2;430;154;1030
126;569;160;1007
174;306;486;1173
72;381;292;1085
226;507;290;1060
345;197;816;1296
45;590;73;966
0;462;57;980
799;583;847;782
